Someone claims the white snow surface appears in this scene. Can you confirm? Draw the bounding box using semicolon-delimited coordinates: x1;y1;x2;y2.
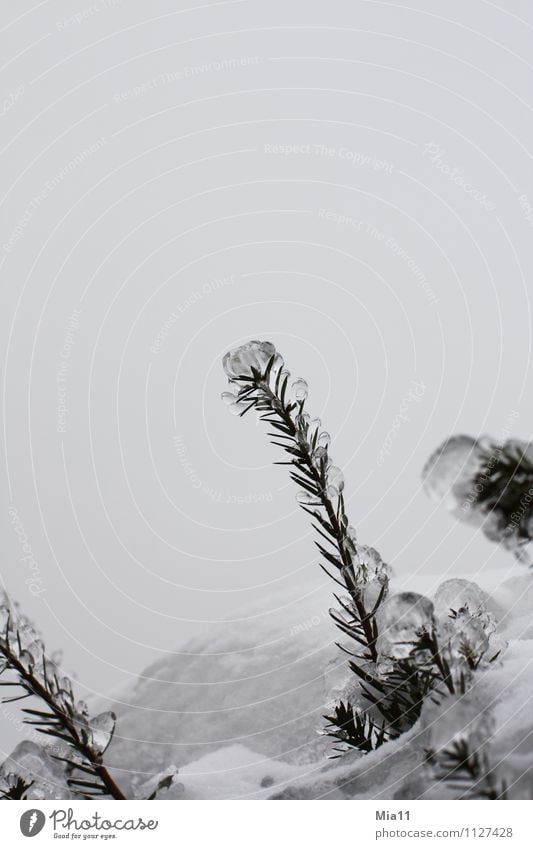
4;569;533;799
98;570;533;799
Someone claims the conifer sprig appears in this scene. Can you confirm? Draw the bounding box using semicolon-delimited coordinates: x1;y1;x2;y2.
222;342;440;747
222;341;503;761
472;440;533;548
222;341;387;667
323;700;389;754
0;597;126;800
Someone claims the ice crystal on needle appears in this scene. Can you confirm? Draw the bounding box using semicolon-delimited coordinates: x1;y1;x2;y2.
376;592;435;661
222;340;278;380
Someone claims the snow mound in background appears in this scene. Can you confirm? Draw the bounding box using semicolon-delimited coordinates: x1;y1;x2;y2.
104;582;341;798
103;571;533;799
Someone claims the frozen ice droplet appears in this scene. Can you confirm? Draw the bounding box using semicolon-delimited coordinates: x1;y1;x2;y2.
328;466;344;493
433;579;495;622
292;378;309;402
76;700;90;719
446;610;490;668
422;435;485;513
312;446;328;470
221;391;253;416
318;432;331;449
344;526;357;557
26;642;45;676
228;398;253;416
222;340;276;380
18;624;38;651
89;711;116;755
354;545;390;603
309;417;321;435
376;592;435;661
296;490;320;505
271;352;285;374
221;391;237;406
18;650;35;670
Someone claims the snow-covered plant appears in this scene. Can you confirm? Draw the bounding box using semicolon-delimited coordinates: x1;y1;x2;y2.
221;341;504;761
423;435;533;564
422;691;507;799
426;740;507;800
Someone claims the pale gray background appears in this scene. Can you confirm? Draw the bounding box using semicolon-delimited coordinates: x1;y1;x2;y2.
0;0;532;759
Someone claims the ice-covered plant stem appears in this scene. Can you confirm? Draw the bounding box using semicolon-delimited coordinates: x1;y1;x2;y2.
221;342;431;748
0;596;125;800
222;341;386;663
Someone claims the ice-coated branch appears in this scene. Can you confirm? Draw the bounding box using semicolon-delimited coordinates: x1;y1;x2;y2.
0;595;126;800
222;341;390;667
423;434;533;565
